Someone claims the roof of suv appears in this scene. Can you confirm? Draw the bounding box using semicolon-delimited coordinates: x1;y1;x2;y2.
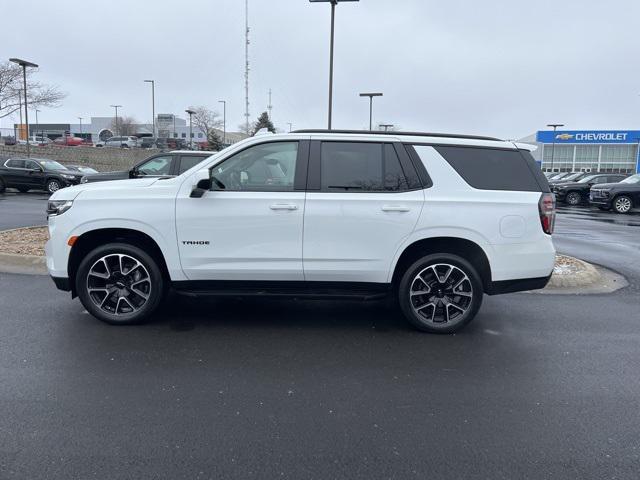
293;129;501;141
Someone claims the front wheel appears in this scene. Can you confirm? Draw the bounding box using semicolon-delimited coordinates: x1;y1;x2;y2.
612;195;633;214
398;253;484;333
566;191;582;205
46;179;62;193
76;243;165;325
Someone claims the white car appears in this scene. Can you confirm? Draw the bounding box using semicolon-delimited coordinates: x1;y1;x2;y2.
45;130;556;333
18;136;52;145
99;136;138;148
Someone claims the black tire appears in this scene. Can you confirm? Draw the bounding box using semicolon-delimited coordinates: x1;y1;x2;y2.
75;243;165;325
398;253;483;334
612;195;633;214
46;179;62;194
17;186;30;193
0;177;6;193
565;191;582;206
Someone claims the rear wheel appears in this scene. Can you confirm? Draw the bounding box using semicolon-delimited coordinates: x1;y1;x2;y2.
76;243;165;325
612;195;633;214
566;191;582;205
398;253;483;333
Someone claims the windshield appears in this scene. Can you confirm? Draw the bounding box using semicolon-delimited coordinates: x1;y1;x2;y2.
38;160;67;171
578;175;597;183
620;174;640;184
561;173;582;181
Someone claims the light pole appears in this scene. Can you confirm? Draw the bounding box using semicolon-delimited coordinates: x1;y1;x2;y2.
547;123;564;172
34;108;40;138
111;105;122;136
359;92;383;131
379;123;393;131
218;100;226;145
78;117;83;138
144;80;155;138
9;58;38;157
287;122;293;133
185;109;195;149
309;0;360;130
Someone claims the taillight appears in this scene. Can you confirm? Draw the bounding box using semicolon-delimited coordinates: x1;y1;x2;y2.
539;193;556;235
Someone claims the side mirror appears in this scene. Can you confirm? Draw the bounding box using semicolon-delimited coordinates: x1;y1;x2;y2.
190;178;211;198
129;167;139;178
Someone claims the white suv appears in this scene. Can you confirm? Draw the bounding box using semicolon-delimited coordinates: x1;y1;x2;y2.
45;130;556;333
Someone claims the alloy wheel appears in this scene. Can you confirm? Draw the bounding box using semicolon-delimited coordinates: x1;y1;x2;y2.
567;192;581;205
409;263;473;327
86;254;151;316
614;196;632;213
47;181;60;193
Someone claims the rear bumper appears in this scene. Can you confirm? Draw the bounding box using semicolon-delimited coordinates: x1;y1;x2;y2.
486;273;552;295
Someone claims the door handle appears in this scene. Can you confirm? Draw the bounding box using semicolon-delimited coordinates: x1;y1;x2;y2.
270;203;298;211
381;205;410;212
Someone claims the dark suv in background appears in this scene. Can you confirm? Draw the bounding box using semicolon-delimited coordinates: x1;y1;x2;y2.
81;151;211;183
0;158;83;193
552;173;627;205
590;173;640;213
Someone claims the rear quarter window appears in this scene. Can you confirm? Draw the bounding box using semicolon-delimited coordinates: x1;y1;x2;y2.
434;146;547;192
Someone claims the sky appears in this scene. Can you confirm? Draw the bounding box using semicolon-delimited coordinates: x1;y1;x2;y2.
2;0;640;139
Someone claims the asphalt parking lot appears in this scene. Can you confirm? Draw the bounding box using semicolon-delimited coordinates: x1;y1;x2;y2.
1;192;639;479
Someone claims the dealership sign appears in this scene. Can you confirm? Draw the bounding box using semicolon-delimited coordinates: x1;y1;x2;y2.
537;130;640;144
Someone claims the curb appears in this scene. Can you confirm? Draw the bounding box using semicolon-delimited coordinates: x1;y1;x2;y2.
0;252;47;275
546;255;601;289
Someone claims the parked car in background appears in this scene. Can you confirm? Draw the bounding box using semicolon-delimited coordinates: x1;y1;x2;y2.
53;136;86;147
547;172;571;181
552;173;628;205
65;165;99;175
590;173;640;214
80;151;211;183
0;157;84;193
2;136;17;145
156;138;189;150
100;136;138;148
18;136;53;146
548;172;591;185
139;137;157;149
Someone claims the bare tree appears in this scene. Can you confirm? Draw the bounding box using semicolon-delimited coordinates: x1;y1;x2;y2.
188;106;224;149
0;61;66;119
110;116;138;136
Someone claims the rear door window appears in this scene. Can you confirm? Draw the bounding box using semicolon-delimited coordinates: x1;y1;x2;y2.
178;155;207;174
6;159;26;168
319;142;409;192
434;146;545;192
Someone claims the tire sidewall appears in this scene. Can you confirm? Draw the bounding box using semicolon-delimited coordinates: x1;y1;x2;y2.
613;195;632;214
47;179;61;194
398;253;484;334
76;243;165;325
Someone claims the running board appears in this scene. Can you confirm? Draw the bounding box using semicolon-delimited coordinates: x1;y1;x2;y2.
172;280;391;301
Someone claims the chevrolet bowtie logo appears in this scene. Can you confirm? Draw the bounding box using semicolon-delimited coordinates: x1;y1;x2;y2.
555;133;574;140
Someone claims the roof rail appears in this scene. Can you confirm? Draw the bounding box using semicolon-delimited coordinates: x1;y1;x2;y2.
291;129;502;142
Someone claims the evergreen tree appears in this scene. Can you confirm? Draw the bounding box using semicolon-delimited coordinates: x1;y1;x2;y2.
252;111;276;135
207;129;224;151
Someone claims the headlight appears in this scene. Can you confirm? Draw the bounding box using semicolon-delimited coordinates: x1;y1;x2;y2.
61;173;76;180
47;200;73;216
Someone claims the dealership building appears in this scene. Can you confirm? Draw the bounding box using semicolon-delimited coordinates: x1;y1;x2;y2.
520;130;640;174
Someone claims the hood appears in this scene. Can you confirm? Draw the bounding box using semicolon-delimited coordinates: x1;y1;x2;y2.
82;170;129;183
50;177;161;201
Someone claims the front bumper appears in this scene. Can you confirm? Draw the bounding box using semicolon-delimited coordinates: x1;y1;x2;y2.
589;192;612;208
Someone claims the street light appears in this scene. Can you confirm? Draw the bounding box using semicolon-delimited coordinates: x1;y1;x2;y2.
218;100;226;145
144;80;155;138
111;105;122;136
379;123;394;132
185;109;195;149
547;123;565;172
359;92;383;131
9;58;38;157
34;108;40;138
309;0;360;130
78;117;83;138
287;122;293;133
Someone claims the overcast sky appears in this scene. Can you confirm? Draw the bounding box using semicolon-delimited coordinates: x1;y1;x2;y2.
3;0;640;138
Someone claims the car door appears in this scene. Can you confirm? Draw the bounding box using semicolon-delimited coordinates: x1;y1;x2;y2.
24;160;46;188
175;140;308;281
3;159;27;187
303;141;424;283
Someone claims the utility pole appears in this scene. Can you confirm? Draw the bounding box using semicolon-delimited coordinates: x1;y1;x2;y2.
359;92;383;131
34;108;40;138
144;80;156;138
267;88;273;119
111;105;122;136
17;89;23;138
244;0;250;135
185;109;195;149
287;122;293;133
547;123;564;172
78;117;83;137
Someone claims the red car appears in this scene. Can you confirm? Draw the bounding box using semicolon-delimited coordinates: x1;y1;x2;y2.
53;136;86;147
